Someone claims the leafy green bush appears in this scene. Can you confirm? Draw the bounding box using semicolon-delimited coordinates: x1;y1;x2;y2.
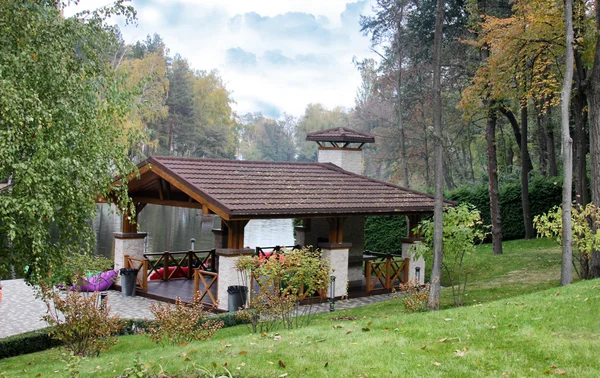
364;216;407;253
148;294;223;346
446;176;563;240
235;247;329;333
0;328;61;360
42;288;123;357
413;204;488;307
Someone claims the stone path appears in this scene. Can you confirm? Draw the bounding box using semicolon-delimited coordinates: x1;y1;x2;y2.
0;279;397;339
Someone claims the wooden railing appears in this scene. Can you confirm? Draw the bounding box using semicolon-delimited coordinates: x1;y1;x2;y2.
143;249;217;281
193;269;218;308
255;245;300;258
124;255;149;292
365;253;409;293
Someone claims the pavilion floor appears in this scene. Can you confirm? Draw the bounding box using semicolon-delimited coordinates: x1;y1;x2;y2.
117;277;388;309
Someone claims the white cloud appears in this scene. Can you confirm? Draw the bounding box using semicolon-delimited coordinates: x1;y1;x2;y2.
65;0;375;117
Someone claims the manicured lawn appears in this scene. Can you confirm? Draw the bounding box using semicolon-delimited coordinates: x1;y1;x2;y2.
1;239;599;377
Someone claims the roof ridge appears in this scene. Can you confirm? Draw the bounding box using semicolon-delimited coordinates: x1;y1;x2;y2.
319;163;457;205
148;156;327;166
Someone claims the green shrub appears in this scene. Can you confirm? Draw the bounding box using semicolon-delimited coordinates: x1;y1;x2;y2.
148;294;224;346
0;328;62;360
42;288;123;357
364;216;407;254
446;176;563;241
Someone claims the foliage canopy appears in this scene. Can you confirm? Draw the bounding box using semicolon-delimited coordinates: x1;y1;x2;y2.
0;1;139;281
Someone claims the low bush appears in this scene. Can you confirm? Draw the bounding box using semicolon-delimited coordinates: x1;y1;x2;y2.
148;293;223;346
0;328;61;360
42;288;123;357
397;278;430;313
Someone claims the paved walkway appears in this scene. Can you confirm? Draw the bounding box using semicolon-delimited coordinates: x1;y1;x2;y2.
0;279;396;339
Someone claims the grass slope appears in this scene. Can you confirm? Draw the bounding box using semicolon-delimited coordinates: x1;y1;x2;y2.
1;239;599;378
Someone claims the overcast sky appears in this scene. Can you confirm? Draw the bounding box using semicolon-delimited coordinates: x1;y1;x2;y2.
66;0;375;118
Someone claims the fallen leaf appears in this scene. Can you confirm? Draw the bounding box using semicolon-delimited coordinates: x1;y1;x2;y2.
584;297;589;302
555;291;560;296
279;374;288;378
261;333;267;337
346;330;352;335
367;321;373;326
238;351;248;355
454;350;465;358
268;361;274;365
279;360;286;368
241;362;246;367
433;362;441;367
223;362;228;367
316;339;325;343
184;357;191;361
555;369;566;375
362;327;371;332
439;338;448;343
324;362;329;368
421;345;427;350
225;344;231;348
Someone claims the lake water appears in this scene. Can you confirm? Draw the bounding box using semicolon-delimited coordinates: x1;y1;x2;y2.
93;204;295;258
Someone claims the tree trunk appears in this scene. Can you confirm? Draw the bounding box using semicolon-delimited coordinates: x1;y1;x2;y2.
498;104;533;172
428;0;444;311
396;18;409;188
487;105;503;255
546;109;558;177
572;88;588;205
521;104;534;238
536;107;548;175
561;0;574;286
586;0;600;278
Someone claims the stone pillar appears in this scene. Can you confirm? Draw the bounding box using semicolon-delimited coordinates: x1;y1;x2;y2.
401;238;425;285
319;242;351;298
216;248;254;311
113;232;147;272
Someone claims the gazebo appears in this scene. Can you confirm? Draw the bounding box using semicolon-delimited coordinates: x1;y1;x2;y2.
110;128;452;311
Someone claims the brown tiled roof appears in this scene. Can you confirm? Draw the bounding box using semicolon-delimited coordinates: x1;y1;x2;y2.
134;156;453;220
306;127;375;143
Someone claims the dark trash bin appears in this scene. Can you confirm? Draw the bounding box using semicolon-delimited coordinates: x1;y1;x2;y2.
120;268;139;297
227;285;248;312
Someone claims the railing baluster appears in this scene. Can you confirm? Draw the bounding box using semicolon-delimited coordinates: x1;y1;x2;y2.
187;251;193;279
163;252;169;281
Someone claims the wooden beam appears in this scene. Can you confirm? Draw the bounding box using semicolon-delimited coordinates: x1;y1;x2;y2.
406;214;423;239
222;220;249;249
130;197;204;209
328;217;345;244
150;165;230;220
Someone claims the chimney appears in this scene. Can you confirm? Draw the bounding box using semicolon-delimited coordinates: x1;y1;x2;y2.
306;127;375;175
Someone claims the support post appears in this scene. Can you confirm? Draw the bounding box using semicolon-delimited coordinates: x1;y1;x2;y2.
215;248;254;311
113;232;147;272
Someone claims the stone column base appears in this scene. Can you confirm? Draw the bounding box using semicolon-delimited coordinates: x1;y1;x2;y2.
401;238;425;285
319;242;351;297
113;232;147;272
216;248;254;311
